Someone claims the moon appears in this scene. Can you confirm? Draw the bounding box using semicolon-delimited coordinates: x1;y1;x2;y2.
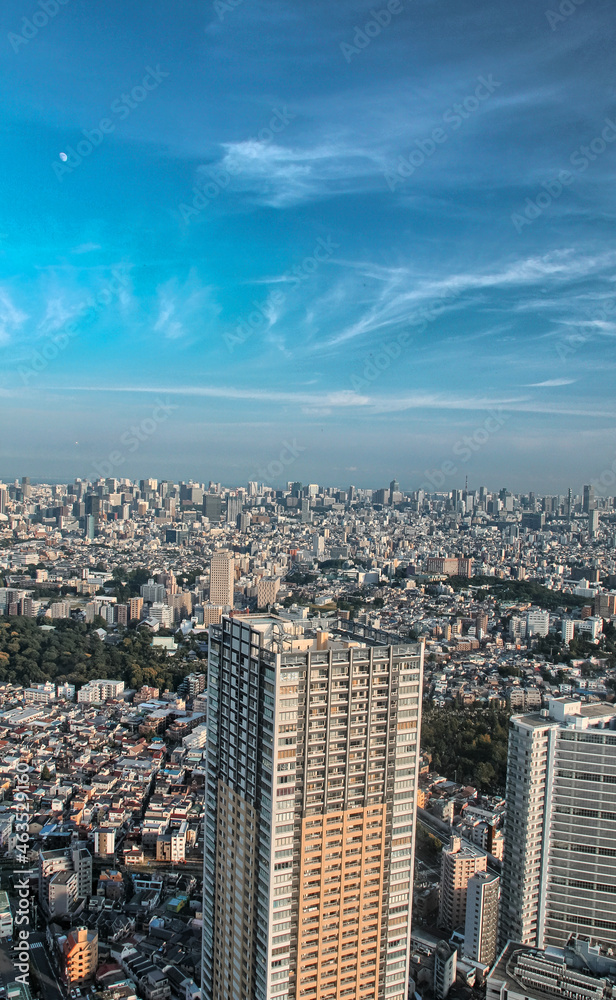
60;152;68;162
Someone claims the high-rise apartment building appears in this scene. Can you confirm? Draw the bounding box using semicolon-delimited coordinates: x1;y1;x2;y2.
62;927;98;984
140;578;166;603
128;596;143;621
209;550;234;606
438;836;487;932
463;871;499;968
227;496;242;524
499;697;616;951
202;615;423;1000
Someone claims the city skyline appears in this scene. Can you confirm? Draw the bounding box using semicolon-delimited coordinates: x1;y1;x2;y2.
1;0;615;486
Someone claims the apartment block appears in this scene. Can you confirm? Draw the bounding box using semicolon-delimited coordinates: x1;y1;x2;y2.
62;926;98;984
202;615;423;1000
438;836;488;932
77;679;125;704
464;871;499;968
209;550;234;607
499;698;616;951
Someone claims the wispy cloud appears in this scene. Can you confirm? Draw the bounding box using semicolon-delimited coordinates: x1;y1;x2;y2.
153;271;221;341
324;249;616;348
214;139;386;207
525;378;576;387
0;290;28;345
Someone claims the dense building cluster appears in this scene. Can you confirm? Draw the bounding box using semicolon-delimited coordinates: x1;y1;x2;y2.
0;476;615;1000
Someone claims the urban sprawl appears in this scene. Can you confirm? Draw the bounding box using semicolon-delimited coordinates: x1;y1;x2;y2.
0;475;615;1000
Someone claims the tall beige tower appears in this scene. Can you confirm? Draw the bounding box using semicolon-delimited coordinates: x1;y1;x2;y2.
202;615;424;1000
209;549;234;607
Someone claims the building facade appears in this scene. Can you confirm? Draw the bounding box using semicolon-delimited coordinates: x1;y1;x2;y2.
499;697;616;951
202;615;423;1000
209;551;234;607
464;871;500;967
438;837;488;932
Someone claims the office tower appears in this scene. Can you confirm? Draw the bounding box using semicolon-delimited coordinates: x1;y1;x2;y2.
85;494;102;523
567;488;572;522
181;482;204;506
290;481;303;497
589;508;599;535
202;615;423;1000
227;496;242;524
499;697;616;951
204;493;222;523
583;484;595;513
438;837;487;932
312;533;325;557
209;550;234;606
85;514;96;541
21;476;31;498
300;498;311;523
463;871;499;968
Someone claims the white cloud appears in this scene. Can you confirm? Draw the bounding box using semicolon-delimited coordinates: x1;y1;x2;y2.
154;271;221;341
210;139;386;207
0;289;28;345
525;378;576;387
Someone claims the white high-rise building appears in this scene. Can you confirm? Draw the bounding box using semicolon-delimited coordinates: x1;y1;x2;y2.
499;697;616;951
209;550;234;607
525;609;550;637
464;871;499;968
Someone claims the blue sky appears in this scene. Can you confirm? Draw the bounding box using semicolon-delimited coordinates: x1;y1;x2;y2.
1;0;615;490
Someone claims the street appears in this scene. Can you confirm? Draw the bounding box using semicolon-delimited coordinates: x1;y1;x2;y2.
29;933;65;1000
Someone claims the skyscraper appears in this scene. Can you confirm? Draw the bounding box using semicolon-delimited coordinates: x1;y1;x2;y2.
583;484;595;513
499;697;616;951
202;615;423;1000
463;871;499;968
209;550;235;606
204;493;223;523
226;496;242;524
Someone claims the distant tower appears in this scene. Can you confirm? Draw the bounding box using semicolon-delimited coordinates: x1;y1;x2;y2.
583;484;595;513
209;550;235;607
